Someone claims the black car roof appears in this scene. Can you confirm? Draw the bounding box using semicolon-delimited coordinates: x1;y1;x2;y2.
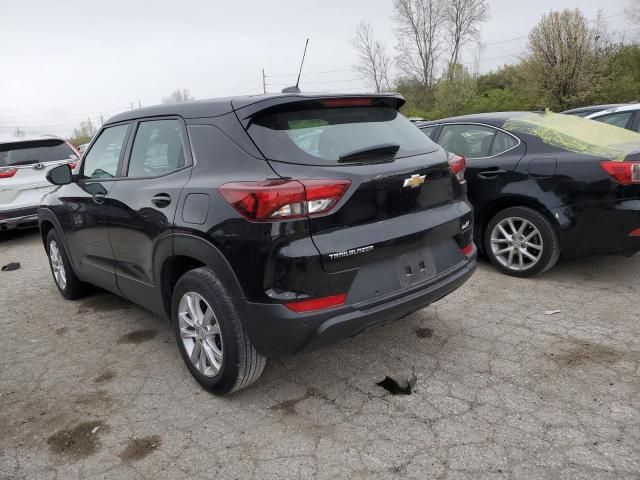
105;92;405;125
417;111;537;128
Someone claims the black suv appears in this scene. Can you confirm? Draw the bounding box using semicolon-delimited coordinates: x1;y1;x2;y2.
39;93;476;394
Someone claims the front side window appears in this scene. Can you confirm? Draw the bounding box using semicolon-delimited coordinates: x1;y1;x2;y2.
594;112;633;129
82;124;129;179
438;124;497;159
127;119;185;177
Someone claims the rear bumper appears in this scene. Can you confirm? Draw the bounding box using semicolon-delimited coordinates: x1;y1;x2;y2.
0;207;39;231
235;252;477;357
553;199;640;259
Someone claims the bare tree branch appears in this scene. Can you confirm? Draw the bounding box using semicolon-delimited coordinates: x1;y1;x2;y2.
352;21;393;92
392;0;446;88
162;89;195;104
444;0;489;78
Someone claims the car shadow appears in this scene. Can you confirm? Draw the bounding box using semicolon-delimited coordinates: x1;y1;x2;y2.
0;227;40;244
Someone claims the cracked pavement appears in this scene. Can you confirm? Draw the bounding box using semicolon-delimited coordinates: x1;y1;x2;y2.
1;230;639;479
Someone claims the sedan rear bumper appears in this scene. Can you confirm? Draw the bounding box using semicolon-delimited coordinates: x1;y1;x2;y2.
235;252;477;357
553;199;640;259
0;207;39;231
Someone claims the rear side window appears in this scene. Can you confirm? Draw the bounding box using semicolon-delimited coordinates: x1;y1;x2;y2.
438;124;517;158
439;124;495;158
247;106;437;165
127;119;185;177
491;131;517;155
0;140;76;167
594;112;633;129
82;124;128;179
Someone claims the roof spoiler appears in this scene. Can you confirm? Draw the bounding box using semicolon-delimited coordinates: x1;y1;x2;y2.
232;93;406;126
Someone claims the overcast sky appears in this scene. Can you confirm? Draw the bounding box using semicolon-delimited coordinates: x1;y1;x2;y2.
0;0;635;140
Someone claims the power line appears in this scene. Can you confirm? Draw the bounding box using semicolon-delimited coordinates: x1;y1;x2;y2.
267;78;362;87
462;10;629;54
202;78;260;97
265;68;353;78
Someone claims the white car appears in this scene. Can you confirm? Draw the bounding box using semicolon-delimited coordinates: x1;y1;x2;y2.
585;104;640;132
0;137;79;231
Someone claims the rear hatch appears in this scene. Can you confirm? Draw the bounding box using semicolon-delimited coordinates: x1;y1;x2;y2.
0;139;79;210
238;96;471;282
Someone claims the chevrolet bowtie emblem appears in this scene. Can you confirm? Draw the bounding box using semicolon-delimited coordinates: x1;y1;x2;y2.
403;174;426;188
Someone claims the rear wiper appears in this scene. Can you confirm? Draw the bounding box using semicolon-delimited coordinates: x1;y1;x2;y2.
338;143;400;163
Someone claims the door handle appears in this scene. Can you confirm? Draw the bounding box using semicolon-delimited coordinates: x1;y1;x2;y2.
478;168;507;179
92;192;106;204
151;193;171;208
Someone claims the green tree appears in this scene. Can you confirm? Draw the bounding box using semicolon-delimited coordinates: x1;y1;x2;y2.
69;119;97;147
523;9;602;110
434;63;476;116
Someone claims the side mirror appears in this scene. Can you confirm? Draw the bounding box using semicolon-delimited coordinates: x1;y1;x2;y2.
47;164;73;185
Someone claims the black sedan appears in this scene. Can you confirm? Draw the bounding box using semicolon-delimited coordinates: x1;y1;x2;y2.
418;112;640;277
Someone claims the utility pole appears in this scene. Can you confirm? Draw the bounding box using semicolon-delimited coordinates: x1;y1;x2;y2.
262;69;267;94
99;114;104;125
138;100;142;108
130;101;134;110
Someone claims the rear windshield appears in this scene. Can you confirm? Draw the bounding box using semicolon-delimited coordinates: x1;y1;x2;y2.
503;112;640;161
0;140;77;167
247;106;438;166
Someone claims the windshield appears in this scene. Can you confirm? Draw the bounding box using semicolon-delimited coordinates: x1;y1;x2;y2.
247;106;438;166
504;112;640;161
0;139;77;167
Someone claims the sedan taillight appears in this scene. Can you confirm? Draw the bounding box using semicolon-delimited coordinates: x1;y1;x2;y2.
600;161;640;185
448;153;466;183
0;168;17;179
218;179;351;221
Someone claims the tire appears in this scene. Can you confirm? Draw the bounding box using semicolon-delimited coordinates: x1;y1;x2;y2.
171;267;266;395
484;206;560;278
46;229;88;299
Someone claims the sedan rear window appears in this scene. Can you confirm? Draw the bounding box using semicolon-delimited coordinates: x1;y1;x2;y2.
0;139;77;167
247;106;438;166
503;112;640;161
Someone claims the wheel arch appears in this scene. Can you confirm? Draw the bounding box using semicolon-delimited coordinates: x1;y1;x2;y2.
38;208;79;275
477;195;559;253
157;234;245;320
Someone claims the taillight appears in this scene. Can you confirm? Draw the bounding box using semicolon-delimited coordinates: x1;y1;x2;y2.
285;293;347;313
629;228;640;237
461;242;475;257
0;168;17;179
600;161;640;185
218;179;351;221
448;153;466;183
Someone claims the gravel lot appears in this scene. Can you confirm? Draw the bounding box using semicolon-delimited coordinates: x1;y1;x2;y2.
1;229;639;479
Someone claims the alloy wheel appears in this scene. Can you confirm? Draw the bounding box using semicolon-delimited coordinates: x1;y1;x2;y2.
178;292;224;377
49;240;67;290
490;216;543;271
